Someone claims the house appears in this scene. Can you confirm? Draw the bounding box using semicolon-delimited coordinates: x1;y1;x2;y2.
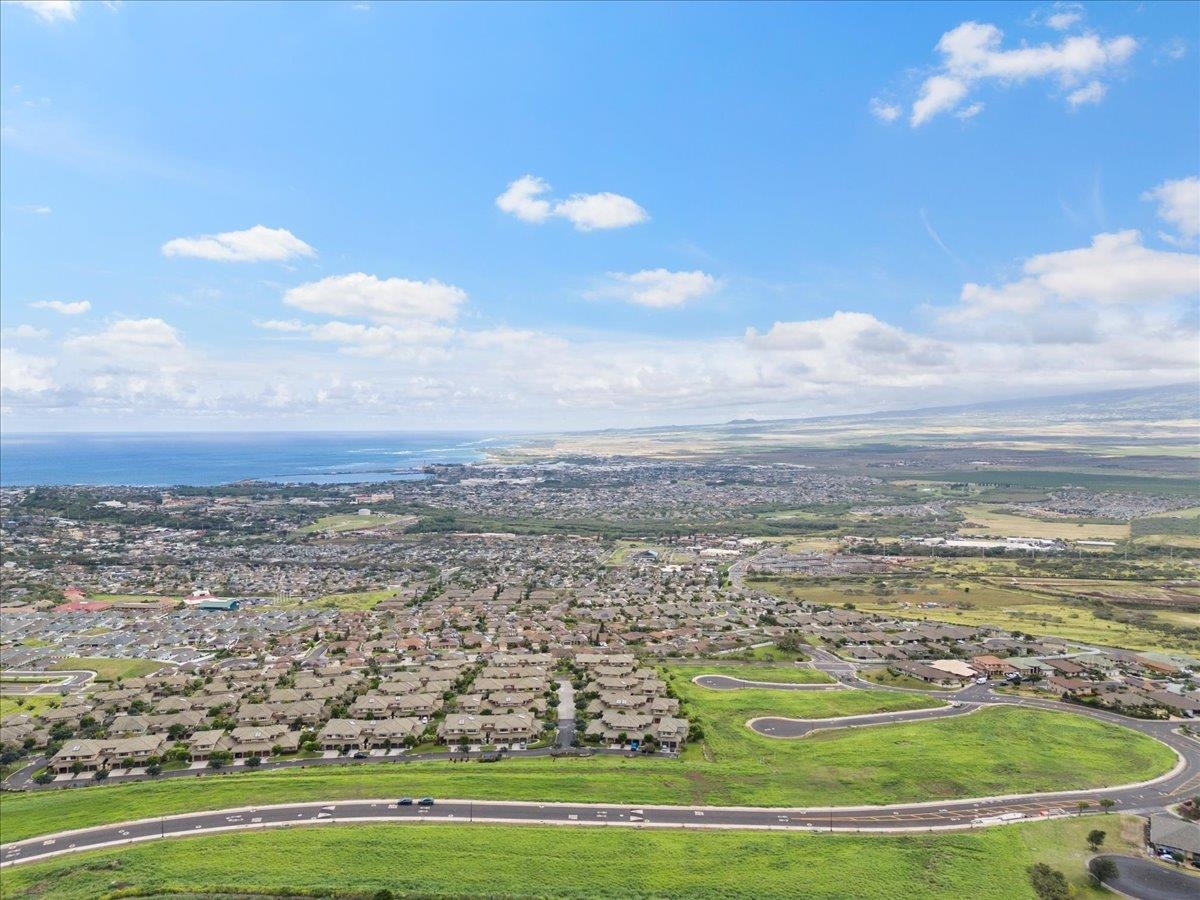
1147;814;1200;864
971;655;1016;678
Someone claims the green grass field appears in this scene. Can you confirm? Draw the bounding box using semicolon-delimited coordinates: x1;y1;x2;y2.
0;694;58;719
293;513;414;535
859;668;941;690
0;816;1146;900
956;504;1130;541
760;577;1197;653
0;681;1174;844
269;589;399;610
667;661;834;684
47;658;165;683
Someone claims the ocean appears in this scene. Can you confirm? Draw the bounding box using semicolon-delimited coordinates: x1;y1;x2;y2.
0;432;507;487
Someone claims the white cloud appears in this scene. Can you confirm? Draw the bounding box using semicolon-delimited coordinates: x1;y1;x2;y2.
553;192;648;231
595;269;718;309
868;98;902;123
1143;176;1200;242
161;225;315;263
902;20;1137;125
7;1;79;23
495;175;552;223
1;324;49;339
282;273;466;324
1066;80;1106;107
15;204;51;214
1039;3;1085;32
30;299;90;315
956;101;985;120
496;175;648;230
258;319;452;357
911;76;969;127
0;349;56;393
64;318;184;357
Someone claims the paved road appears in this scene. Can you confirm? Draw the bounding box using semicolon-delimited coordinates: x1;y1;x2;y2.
1;670;94;694
1091;855;1200;900
0;794;1154;868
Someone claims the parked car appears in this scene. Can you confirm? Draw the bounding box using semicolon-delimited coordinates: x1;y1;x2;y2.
397;797;413;805
418;797;435;806
352;751;367;759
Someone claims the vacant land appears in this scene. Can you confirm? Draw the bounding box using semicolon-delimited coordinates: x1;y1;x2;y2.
667;661;834;684
0;816;1145;900
0;694;1173;844
606;540;694;565
270;589;399;610
293;513;414;535
0;694;58;720
956;504;1130;541
761;577;1197;653
46;657;164;683
859;668;940;690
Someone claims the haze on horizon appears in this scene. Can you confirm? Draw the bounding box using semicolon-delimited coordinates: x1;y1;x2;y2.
1;1;1198;433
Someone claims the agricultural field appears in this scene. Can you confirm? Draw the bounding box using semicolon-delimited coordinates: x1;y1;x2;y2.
46;657;166;683
955;504;1130;541
0;689;1174;844
0;816;1146;900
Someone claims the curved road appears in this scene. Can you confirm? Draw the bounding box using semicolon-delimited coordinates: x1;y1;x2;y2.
1091;855;1200;900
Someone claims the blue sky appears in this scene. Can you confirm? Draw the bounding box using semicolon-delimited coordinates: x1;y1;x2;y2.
1;0;1197;430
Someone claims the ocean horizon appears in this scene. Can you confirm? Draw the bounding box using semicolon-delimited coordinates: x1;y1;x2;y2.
0;431;510;487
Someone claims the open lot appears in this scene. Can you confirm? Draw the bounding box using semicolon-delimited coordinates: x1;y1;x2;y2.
0;816;1147;900
956;504;1130;541
293;513;415;536
760;577;1199;653
0;694;58;720
270;589;399;610
666;661;833;684
46;657;165;683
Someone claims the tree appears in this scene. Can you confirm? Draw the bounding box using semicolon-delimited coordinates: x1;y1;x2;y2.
1099;798;1115;813
1076;801;1090;817
1087;829;1106;851
1090;857;1119;885
145;762;162;776
244;755;262;768
1028;863;1070;900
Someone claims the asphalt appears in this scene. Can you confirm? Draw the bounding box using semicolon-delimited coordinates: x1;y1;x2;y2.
1091;854;1200;900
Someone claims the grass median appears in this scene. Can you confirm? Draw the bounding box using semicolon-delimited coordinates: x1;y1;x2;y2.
0;816;1144;899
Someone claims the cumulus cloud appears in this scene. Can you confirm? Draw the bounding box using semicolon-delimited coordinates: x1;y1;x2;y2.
869;98;902;122
1;324;49;339
64;318;184;357
7;1;79;23
30;299;90;315
1037;3;1085;32
258;319;453;357
943;230;1199;328
554;192;648;231
282;273;466;324
594;269;718;309
1066;80;1106;107
495;175;552;223
162;225;315;262
1143;176;1200;243
0;349;56;393
496;175;648;230
902;19;1136;125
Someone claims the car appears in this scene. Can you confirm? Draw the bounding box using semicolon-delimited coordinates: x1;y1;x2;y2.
975;676;988;684
352;751;367;759
418;797;435;806
1158;852;1178;862
397;797;413;805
